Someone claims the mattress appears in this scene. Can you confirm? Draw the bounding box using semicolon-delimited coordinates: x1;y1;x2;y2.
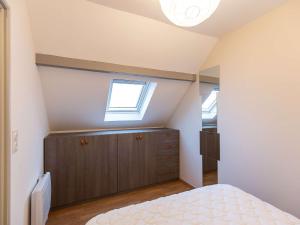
86;184;300;225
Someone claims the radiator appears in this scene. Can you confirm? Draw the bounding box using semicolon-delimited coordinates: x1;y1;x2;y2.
31;172;51;225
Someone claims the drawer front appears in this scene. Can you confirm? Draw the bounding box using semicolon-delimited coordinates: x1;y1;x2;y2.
157;158;179;174
156;156;179;182
159;143;179;155
157;172;179;183
156;130;179;183
159;131;179;144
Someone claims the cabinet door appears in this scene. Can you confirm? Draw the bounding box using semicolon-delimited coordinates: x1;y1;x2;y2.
200;130;220;173
45;134;118;207
83;135;118;199
118;133;156;192
45;135;86;207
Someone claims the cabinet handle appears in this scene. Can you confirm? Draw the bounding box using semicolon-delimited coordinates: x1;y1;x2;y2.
84;138;88;145
80;138;85;146
135;135;144;141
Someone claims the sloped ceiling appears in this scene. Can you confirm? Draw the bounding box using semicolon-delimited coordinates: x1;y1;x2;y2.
25;0;219;130
28;0;281;131
39;66;191;131
88;0;286;36
26;0;217;74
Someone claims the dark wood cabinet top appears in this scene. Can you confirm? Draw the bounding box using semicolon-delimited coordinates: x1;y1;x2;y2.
46;128;178;138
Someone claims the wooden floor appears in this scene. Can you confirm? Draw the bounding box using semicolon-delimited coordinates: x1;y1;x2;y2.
203;170;218;186
47;180;193;225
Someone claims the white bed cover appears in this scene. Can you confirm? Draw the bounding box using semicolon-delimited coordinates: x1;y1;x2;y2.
87;184;300;225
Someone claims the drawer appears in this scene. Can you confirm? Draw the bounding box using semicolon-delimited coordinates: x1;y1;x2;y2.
160;142;179;150
159;131;179;144
158;146;179;157
157;158;178;178
157;154;179;163
157;157;179;174
157;172;179;183
159;145;178;158
157;164;179;175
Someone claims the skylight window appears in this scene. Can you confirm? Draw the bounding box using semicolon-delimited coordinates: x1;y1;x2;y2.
107;80;149;112
105;79;157;122
202;90;218;120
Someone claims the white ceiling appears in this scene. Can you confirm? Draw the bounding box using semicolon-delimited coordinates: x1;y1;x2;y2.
88;0;286;36
39;66;191;131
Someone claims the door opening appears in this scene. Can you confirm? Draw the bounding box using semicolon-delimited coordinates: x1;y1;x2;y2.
199;67;220;186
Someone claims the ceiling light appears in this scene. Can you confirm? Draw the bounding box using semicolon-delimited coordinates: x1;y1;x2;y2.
159;0;221;27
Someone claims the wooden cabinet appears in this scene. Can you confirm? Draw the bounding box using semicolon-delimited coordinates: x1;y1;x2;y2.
83;135;118;200
45;134;118;207
200;128;220;173
156;130;179;183
45;135;85;207
118;132;156;192
118;130;179;192
44;129;179;208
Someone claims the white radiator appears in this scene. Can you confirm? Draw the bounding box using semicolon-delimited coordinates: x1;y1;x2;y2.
31;172;51;225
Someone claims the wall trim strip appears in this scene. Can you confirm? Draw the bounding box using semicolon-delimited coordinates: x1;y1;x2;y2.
36;54;196;82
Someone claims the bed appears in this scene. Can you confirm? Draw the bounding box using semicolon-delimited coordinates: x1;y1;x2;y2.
86;184;300;225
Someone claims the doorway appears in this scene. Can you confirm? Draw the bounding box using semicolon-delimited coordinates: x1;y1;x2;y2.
0;1;9;225
199;67;220;186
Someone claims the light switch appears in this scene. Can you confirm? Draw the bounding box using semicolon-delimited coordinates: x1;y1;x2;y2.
12;130;18;153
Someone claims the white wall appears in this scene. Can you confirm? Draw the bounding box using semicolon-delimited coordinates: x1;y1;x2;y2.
5;0;49;224
26;0;217;74
168;79;203;187
39;66;191;131
203;0;300;218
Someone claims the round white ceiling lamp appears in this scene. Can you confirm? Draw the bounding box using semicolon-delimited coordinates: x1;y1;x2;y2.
159;0;221;27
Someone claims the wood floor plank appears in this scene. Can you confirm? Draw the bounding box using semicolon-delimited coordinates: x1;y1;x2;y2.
47;180;193;225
